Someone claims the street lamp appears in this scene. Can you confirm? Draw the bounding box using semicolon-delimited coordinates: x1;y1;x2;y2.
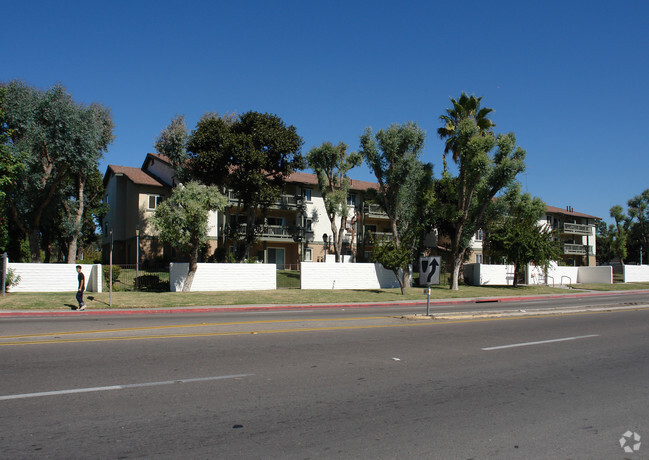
109;229;113;307
135;225;140;290
322;234;328;262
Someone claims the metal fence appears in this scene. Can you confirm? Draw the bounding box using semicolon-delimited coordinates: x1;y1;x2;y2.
103;264;170;292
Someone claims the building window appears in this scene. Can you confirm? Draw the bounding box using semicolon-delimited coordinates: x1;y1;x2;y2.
475;254;483;264
148;194;163;210
304;248;313;262
475;229;484;241
303;188;312;202
347;194;357;206
306;219;313;232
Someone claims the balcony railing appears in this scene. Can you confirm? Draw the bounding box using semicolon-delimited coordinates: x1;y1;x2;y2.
562;223;593;236
363;231;394;243
228;192;300;210
226;224;297;240
563;244;594;256
363;203;388;218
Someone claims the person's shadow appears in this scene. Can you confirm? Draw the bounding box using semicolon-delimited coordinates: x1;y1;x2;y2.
64;304;79;311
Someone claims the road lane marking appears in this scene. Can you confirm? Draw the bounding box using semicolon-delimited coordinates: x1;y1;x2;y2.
0;316;392;340
482;334;599;351
0;374;253;401
1;308;643;347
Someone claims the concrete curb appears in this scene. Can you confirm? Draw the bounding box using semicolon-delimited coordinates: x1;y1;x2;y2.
1;290;647;318
401;304;649;321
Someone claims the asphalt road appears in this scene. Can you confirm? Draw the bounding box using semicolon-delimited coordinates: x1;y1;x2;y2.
1;300;648;459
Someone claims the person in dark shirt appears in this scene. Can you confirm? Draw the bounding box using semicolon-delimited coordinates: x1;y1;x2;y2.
76;265;86;311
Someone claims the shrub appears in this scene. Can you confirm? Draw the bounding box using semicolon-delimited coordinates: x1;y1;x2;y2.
4;268;21;291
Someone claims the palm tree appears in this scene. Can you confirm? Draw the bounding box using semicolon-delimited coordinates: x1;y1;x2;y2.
437;92;495;170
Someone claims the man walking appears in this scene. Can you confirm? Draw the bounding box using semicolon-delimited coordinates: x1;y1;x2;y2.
76;265;86;311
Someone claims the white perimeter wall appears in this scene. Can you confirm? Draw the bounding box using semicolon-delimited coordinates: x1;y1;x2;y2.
6;263;102;292
465;263;612;286
576;266;612;284
623;265;649;283
170;263;276;292
301;262;400;290
464;264;516;286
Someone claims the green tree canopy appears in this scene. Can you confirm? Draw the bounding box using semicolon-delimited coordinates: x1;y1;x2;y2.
187;111;304;260
1;81;113;262
360;121;431;293
436;94;526;290
152;181;227;291
484;184;561;287
307;141;361;262
154;114;189;180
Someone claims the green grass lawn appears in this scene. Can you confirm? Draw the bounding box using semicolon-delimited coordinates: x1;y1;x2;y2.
2;282;648;310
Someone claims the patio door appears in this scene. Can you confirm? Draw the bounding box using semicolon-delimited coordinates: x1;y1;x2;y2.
267;247;285;269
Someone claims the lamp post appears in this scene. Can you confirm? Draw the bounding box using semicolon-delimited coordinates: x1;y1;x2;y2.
322;234;328;262
135;225;140;290
1;252;7;297
109;229;113;307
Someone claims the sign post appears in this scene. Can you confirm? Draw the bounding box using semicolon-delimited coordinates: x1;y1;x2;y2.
419;256;441;316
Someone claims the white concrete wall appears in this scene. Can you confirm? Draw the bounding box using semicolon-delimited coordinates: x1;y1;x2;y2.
464;263;516;286
6;263;102;293
170;263;276;292
577;266;612;284
623;265;649;283
300;262;400;290
466;263;611;286
546;264;579;286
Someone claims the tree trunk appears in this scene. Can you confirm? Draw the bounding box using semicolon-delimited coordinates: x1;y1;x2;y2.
183;246;199;292
394;269;405;295
29;229;41;263
67;175;86;264
450;251;464;290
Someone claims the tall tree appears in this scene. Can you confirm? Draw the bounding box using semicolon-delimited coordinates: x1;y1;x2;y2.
359;121;429;292
307;141;362;262
627;190;649;264
609;205;628;265
436;94;526;290
1;81;113;262
484;185;561;287
437;92;495;171
0;88;26;252
187;111;304;260
152;181;227;291
154;114;189;181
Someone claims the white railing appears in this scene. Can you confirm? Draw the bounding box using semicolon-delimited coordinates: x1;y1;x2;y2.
563;244;593;255
563;223;592;235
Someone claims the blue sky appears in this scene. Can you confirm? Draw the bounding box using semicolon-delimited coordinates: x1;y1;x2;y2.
3;0;648;224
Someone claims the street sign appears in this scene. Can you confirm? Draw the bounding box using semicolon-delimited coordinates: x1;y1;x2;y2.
419;256;441;286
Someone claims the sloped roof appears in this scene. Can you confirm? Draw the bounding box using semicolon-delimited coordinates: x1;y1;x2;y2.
284;171;379;192
546;205;600;220
104;165;167;188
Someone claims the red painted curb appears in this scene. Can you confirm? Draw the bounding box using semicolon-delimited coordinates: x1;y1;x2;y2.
1;290;646;317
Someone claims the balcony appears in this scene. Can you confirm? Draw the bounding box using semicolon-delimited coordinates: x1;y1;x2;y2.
363;231;394;243
226;224;298;241
563;244;594;256
363;203;388;218
561;223;593;236
228;192;301;210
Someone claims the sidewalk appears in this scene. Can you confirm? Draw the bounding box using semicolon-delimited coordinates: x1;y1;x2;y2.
2;290;646;317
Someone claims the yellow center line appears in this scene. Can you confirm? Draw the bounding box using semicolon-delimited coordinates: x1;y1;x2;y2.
0;308;644;346
0;316;392;340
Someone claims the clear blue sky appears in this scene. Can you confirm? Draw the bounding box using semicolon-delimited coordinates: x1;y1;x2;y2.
3;0;648;224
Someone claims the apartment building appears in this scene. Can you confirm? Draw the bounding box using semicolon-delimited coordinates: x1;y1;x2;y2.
468;205;600;266
101;153;388;267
